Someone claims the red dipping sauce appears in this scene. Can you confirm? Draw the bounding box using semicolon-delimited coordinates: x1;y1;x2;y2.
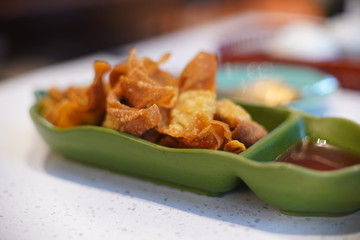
276;138;360;171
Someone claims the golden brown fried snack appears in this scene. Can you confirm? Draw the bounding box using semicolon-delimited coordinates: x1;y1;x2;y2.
215;98;267;148
119;69;177;109
109;49;178;110
103;49;178;136
103;81;162;137
156;135;187;149
178;52;217;93
231;120;268;148
179;119;232;150
109;48;138;88
40;49;268;154
161;90;216;135
160;112;232;150
41;61;110;127
215;99;251;129
109;49;177;89
158;52;232;150
109;62;128;89
141;53;178;88
223;140;247;154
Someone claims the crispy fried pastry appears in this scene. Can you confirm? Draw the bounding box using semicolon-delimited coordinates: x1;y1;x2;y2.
231;120;268;148
109;49;178;110
41;61;110;127
119;69;177;109
40;49;268;153
141;53;178;88
215;99;251;129
179;119;232;150
178;52;217;93
109;49;177;89
158;53;232;150
102;81;162;137
103;49;178;136
215;98;267;147
161;90;216;135
223;140;247;154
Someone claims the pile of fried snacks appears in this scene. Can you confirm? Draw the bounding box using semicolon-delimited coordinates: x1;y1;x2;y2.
41;49;267;153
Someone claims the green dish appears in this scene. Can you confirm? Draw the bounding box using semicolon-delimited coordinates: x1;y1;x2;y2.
30;100;360;216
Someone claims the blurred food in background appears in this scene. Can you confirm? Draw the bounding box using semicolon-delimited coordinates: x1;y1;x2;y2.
216;62;339;114
227;78;299;106
218;0;360;90
266;20;341;62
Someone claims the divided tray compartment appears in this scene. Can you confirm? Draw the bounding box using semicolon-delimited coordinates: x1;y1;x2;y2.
30;100;360;216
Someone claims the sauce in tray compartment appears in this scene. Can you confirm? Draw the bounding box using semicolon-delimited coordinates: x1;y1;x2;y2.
276;138;360;171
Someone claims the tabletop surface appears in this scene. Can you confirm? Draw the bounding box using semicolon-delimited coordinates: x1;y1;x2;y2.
1;12;359;240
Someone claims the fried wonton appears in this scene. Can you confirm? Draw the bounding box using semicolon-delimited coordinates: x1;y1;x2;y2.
40;49;268;154
102;81;161;137
215;98;268;147
109;49;177;89
160;90;216;135
119;69;177;109
223;140;247;154
179;119;232;150
108;49;178;110
215;99;251;129
160;91;231;150
41;61;110;127
103;49;177;136
231;120;268;148
178;52;217;93
157;52;234;150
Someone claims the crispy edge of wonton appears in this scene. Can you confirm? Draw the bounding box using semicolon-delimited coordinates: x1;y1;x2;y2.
231;120;268;148
156;52;233;150
109;49;177;89
215;98;267;148
141;53;178;88
102;80;162;137
223;140;247;154
41;61;110;127
120;68;178;109
179;119;232;150
215;99;251;129
158;91;233;150
160;90;216;136
109;49;178;109
178;51;217;93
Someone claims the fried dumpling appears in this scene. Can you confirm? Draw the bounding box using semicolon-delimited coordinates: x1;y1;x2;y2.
178;52;217;93
215;98;267;147
215;99;251;129
41;61;110;127
158;52;232;150
102;81;162;137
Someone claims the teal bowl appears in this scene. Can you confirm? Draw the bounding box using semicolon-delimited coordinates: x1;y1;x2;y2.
216;63;339;114
30;100;360;216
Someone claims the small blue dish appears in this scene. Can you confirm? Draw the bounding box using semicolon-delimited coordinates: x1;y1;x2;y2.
216;63;339;115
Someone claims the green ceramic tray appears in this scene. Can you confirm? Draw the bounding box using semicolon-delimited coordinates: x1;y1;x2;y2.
30;100;360;216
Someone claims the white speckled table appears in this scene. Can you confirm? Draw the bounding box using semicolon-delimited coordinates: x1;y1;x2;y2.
1;12;360;240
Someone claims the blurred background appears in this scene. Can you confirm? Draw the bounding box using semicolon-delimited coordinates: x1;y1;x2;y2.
0;0;359;85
